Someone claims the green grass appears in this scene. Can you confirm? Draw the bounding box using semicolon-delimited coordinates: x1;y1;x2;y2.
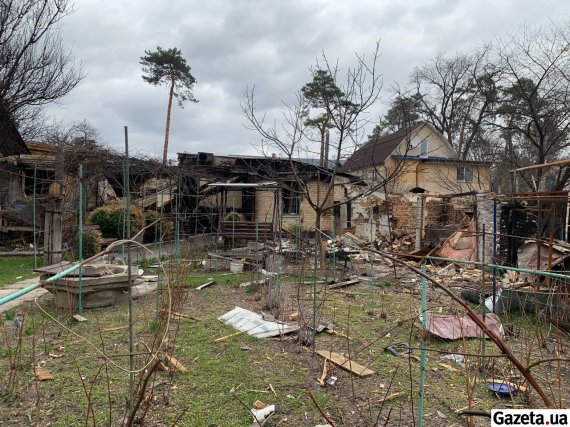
0;256;41;287
0;270;566;425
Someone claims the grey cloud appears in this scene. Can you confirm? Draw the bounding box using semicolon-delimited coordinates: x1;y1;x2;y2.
43;0;569;159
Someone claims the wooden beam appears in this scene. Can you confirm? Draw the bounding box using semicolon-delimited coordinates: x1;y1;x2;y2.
316;350;375;377
513;158;570;172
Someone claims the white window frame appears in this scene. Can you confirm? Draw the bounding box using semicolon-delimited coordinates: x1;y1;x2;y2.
457;165;474;182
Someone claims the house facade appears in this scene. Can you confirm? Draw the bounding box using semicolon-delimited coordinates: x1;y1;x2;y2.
338;122;492;240
177;153;363;237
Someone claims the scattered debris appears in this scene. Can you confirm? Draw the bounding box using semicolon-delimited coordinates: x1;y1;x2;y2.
171;311;200;321
339;231;366;248
288;311;299;321
437;363;461;374
218;307;299;339
239;278;270;288
213;330;245;343
34;366;54;381
196;280;216;290
253;400;266;409
314;321;334;333
441;353;466;368
438;220;477;265
251;404;275;426
325;329;353;341
384;342;411;356
423;313;503;340
316;350;375;377
325;375;338;386
377;391;405;404
318;360;328;386
269;383;277;397
517;240;570;272
163;354;187;373
72;314;87;322
328;279;360;290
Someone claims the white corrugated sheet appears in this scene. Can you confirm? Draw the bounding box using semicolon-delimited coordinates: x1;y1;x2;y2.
218;306;299;338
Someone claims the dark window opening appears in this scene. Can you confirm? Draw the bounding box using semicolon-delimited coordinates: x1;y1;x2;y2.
282;181;301;214
24;169;55;195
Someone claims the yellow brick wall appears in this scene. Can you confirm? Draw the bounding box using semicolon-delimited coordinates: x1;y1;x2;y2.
253;179;343;231
376;159;490;195
255;190;276;222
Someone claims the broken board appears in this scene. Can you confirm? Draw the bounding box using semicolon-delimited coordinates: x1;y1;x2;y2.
316;350;375;377
328;279;360;290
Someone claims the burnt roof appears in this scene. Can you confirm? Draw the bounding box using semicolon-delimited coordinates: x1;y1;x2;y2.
338;123;423;172
0;107;29;157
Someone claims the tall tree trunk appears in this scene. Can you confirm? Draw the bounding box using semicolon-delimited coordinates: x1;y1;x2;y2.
163;78;175;164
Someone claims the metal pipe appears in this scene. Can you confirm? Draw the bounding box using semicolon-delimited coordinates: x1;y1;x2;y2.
0;248;105;307
492;200;497;313
124;125;134;416
33;161;37;269
78;163;83;313
417;262;427;427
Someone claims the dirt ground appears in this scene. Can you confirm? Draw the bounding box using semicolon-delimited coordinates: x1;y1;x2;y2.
1;262;569;426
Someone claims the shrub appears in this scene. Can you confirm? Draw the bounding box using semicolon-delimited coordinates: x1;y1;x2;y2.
74;230;102;259
143;210;174;243
88;204;145;239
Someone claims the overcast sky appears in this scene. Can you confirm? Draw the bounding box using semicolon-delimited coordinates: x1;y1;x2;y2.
46;0;568;160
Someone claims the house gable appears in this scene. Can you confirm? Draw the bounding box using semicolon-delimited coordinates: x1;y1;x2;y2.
390;122;455;159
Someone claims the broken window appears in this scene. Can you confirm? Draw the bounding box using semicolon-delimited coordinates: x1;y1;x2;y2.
282;181;301;214
456;166;473;182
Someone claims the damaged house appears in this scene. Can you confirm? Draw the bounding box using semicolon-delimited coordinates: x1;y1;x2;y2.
177;152;365;240
338;122;492;241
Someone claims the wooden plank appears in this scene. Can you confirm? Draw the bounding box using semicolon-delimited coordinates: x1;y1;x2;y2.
514;158;570;172
377;391;405;403
328;279;360;290
163;354;187;372
316;350;375;377
196;280;216;290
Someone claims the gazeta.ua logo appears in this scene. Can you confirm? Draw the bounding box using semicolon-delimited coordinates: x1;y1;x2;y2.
492;409;570;426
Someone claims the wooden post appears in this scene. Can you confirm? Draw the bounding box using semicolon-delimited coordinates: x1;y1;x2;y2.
415;196;424;250
43;146;64;265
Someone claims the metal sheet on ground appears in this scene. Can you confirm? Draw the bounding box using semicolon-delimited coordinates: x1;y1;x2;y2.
218;306;299;338
425;313;503;340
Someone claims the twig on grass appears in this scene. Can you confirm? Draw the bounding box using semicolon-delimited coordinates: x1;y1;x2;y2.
307;390;337;427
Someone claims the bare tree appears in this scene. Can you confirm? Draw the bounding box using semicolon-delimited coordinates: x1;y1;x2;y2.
0;0;83;132
242;44;394;235
495;22;570;192
409;47;501;161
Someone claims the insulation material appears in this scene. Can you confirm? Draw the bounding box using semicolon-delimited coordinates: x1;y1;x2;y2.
438;220;477;267
517;241;569;271
424;313;503;340
218;306;299;338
